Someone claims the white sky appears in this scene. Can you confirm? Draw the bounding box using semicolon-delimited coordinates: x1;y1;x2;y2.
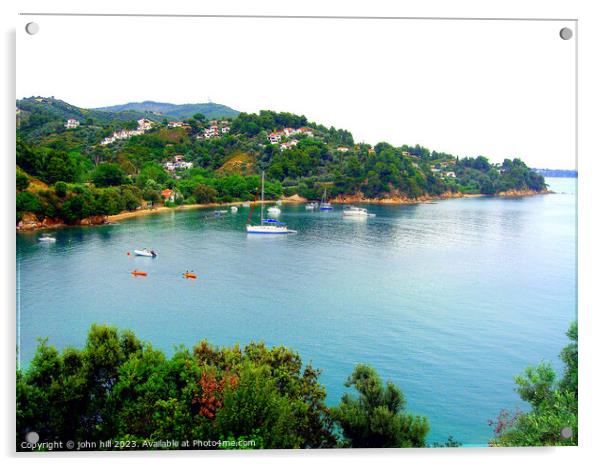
17;15;576;169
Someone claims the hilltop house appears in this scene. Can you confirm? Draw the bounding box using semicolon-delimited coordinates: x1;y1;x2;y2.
268;131;283;144
298;127;314;137
167;121;184;128
65;118;80;129
163;155;193;171
280;140;299;150
283;127;298;137
100;119;152;145
204;126;220;138
137;118;153;131
336;146;350;153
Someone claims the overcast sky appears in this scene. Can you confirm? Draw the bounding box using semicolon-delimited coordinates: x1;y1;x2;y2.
17;15;576;169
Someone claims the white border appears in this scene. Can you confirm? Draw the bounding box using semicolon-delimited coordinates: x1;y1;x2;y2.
2;1;601;465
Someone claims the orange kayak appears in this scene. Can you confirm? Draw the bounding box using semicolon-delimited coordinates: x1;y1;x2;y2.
183;273;197;279
131;270;148;277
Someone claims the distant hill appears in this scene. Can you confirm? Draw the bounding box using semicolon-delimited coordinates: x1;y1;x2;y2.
16;96;160;141
17;96;154;124
95;101;240;120
534;168;578;178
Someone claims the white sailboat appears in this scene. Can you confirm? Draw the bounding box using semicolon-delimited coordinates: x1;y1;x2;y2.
246;172;296;234
319;188;333;211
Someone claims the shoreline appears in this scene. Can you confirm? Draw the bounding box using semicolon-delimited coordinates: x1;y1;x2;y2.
16;189;550;233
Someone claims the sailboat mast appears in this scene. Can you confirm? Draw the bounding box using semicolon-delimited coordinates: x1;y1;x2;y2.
261;171;265;222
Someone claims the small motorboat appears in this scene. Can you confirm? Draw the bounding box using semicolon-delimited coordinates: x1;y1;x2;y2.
342;206;371;217
183;271;197;279
131;269;148;277
38;234;56;243
305;202;317;210
276;200;282;206
267;206;281;215
134;248;157;257
231;206;238;213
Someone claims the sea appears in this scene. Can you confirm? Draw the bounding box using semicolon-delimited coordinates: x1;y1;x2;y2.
16;177;577;446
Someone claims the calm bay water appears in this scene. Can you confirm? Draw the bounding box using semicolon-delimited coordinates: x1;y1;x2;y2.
16;177;576;445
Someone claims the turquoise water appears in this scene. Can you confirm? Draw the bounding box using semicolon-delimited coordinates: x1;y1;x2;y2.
16;178;576;445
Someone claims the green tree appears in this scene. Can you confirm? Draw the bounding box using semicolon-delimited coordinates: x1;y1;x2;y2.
17;326;337;450
92;163;126;187
54;181;68;198
16;170;30;191
332;364;429;447
193;184;217;204
44;151;77;184
491;322;578;446
16;192;42;220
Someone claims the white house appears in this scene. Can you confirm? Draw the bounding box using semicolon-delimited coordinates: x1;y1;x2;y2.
168;121;184;128
280;140;299;150
137;118;153;131
336;146;350;153
444;171;456;178
65;118;80;129
298;127;313;137
283;127;300;137
221;126;230;134
164;156;193;171
203;126;220;138
268;132;282;144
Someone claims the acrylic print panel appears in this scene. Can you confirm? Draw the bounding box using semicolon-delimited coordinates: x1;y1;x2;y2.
16;14;576;451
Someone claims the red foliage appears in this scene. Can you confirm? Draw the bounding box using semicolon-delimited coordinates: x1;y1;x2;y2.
488;408;522;436
194;372;238;420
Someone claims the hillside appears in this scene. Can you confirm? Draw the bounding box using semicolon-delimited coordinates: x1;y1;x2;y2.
95;101;240;120
17;96;155;124
16;97;547;228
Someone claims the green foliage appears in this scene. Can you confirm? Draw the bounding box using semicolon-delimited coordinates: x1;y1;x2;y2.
17;326;337;450
16;170;30;191
491;322;578;446
54;181;68;198
193;184;217;204
93;163;126;187
16;192;42;220
136;162;168;187
331;364;429;448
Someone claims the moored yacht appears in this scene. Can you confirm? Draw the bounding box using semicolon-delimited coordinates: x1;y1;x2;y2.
342;206;370;217
246;172;296;234
319;188;333;211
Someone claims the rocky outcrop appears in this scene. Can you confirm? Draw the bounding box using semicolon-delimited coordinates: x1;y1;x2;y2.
79;215;108;226
330;191;465;204
16;212;107;231
497;189;549;197
282;194;308;203
17;213;65;231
